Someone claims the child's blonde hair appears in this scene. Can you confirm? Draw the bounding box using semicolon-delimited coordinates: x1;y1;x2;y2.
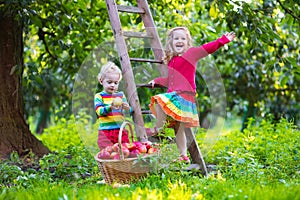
163;26;193;64
98;61;122;82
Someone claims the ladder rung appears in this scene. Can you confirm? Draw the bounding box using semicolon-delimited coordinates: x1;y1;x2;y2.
136;83;165;88
130;58;162;63
117;5;145;14
141;110;152;114
123;31;153;39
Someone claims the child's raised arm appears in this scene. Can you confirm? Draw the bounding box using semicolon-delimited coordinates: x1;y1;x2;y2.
183;32;236;64
224;31;236;41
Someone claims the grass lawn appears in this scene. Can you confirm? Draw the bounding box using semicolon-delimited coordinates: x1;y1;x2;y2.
0;116;299;199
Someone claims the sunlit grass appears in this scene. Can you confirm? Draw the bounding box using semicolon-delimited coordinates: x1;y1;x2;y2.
1;115;299;200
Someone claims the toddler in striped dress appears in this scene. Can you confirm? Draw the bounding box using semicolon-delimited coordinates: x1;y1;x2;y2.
94;62;131;150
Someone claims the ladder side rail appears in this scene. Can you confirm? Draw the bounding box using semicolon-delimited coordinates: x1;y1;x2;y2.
137;1;207;174
185;128;208;176
137;0;167;77
105;0;147;141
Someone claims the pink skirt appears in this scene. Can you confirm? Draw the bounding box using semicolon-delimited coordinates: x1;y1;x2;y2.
98;129;129;150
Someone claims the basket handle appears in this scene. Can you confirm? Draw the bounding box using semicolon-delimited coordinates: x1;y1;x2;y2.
118;121;134;160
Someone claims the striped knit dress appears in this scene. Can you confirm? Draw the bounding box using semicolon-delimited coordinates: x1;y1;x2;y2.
94;91;128;130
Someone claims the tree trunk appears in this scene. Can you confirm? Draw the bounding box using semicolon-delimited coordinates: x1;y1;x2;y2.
0;7;49;159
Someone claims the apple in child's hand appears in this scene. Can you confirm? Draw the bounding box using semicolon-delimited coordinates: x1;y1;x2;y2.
113;97;123;107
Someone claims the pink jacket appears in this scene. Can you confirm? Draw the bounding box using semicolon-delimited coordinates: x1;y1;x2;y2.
154;35;230;94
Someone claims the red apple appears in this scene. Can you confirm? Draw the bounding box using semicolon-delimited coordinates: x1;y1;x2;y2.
143;141;152;149
128;143;137;151
122;143;130;148
113;154;120;160
138;144;147;153
123;143;136;151
98;150;111;159
129;149;140;158
112;143;119;152
147;147;157;154
105;146;113;153
145;143;152;150
110;152;117;159
121;147;130;158
133;141;142;148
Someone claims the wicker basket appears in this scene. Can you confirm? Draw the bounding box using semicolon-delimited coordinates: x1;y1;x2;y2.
95;121;158;184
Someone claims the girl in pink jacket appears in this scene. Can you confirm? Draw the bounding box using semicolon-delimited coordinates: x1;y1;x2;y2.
147;27;235;163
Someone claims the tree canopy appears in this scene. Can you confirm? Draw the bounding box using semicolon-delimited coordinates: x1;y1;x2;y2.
0;0;299;157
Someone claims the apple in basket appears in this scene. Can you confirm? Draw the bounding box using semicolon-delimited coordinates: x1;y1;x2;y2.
138;144;147;153
105;146;113;153
121;147;130;158
113;153;120;160
133;141;142;147
112;143;119;152
110;152;118;159
123;143;137;151
129;149;140;158
98;149;110;159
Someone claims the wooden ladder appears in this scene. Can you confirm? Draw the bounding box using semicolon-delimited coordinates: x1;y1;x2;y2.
105;0;208;176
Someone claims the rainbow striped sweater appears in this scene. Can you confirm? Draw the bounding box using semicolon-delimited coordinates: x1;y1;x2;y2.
94;91;130;130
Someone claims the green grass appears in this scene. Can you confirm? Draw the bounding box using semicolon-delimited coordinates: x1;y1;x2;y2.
1;175;299;200
1;115;299;199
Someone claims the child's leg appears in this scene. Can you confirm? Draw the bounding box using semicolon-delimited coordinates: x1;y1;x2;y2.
175;122;187;156
155;103;166;129
98;130;114;150
146;103;167;136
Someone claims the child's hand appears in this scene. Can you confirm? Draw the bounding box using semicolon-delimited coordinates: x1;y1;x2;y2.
225;31;236;41
148;80;155;88
122;102;130;112
111;104;121;110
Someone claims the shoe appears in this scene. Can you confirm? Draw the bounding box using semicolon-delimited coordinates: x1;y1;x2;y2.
173;155;190;164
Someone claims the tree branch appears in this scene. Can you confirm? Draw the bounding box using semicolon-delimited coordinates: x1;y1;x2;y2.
38;28;57;60
277;0;300;21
